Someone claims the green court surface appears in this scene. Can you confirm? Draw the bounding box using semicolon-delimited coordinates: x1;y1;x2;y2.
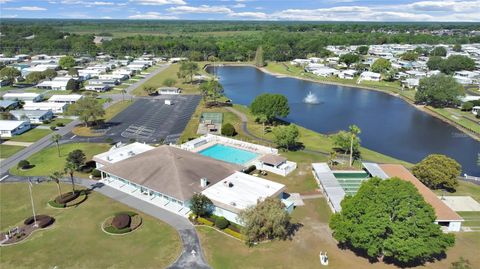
200;112;223;124
333;172;370;195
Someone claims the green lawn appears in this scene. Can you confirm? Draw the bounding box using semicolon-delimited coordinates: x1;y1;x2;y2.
434;180;480;203
198;198;480;269
458;211;480;228
430;107;480;134
0;144;24;159
9;143;111;177
104;100;133;121
45;117;73;127
0;183;181;269
8;129;52;143
132;63;210;96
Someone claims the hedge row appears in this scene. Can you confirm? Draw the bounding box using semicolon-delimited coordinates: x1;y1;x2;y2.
197;217;214;226
224;228;244;240
48;200;66;208
115;211;138;217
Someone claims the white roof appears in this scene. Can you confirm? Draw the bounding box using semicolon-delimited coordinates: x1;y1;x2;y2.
202;171;285;212
360;71;381;78
48;94;83;102
3;92;41;98
93;142;154;165
0;120;28;131
24;102;67;109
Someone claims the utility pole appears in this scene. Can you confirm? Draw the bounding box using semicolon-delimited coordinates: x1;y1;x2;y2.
28;178;38;227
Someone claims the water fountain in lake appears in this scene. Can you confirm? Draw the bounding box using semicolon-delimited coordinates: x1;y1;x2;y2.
303;91;320;104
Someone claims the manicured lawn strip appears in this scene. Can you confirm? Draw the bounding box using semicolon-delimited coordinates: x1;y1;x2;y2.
458;212;480;227
0;183;181;269
8;129;52;143
198;198;480;269
104;100;133;121
0;145;25;159
9;143;111;177
45;117;73;127
233;104;412;167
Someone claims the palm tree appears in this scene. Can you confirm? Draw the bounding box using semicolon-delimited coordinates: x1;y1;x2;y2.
348;125;361;167
121;89;127;101
50;171;64;197
64;162;76;193
51;133;62;157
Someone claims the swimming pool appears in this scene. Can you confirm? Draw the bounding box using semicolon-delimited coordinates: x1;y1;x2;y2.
198;144;259;165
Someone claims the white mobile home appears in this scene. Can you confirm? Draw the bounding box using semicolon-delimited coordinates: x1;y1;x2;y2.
2;93;43;103
23;102;68;114
0;120;31;138
48;94;83;104
10;109;53;124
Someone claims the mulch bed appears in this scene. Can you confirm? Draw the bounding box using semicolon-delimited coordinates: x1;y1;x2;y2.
1;215;55;246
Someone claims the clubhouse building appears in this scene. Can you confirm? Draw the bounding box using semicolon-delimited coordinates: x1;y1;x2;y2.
94;143;291;224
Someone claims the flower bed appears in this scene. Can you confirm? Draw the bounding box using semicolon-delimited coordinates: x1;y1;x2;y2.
102;211;142;235
190;214;244;241
48;190;88;208
1;215;55;246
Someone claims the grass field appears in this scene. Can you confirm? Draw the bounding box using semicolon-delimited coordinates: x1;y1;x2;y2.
431;107;480;134
8;129;52;143
433;180;480;204
132;63;210;96
0;144;24;159
0;183;181;269
9;143;111;177
198;198;480;269
104;100;133;121
45;117;73;127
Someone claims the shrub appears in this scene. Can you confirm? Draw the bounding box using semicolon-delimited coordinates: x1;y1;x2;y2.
130;215;143;230
104;225;131;234
221;123;236;136
243;165;256;174
42;120;51;124
91;169;101;178
48;200;66;208
24;215;54;228
50;126;57;131
56;122;65;127
197;217;214;226
224;228;244;240
55;191;80;204
17;160;30;169
112;214;131;229
215;217;230;229
461;101;474;111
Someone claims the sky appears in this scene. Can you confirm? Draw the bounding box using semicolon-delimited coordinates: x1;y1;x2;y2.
0;0;479;21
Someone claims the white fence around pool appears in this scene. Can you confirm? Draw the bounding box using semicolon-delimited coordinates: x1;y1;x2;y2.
180;134;278;155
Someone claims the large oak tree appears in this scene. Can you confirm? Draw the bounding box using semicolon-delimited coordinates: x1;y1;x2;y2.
330;177;455;265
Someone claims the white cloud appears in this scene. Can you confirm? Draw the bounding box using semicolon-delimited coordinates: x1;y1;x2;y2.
4;6;47;11
128;11;178;19
0;0;12;3
102;16;112;19
167;5;232;14
232;3;246;8
229;12;266;20
1;14;18;18
132;0;186;5
92;1;115;5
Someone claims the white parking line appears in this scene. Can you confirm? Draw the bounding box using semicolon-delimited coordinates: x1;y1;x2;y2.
71;135;77;139
0;175;9;182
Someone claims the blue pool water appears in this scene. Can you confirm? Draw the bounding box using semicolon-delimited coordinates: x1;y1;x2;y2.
199;144;258;165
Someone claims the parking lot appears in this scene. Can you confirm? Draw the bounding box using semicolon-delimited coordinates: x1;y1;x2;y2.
104;95;201;144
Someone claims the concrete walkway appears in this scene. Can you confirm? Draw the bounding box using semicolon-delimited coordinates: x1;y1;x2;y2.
0;175;211;269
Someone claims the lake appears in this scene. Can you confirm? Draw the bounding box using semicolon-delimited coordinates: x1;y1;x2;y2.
207;66;480;175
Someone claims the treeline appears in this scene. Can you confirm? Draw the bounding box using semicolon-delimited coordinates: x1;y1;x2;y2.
3;19;480;34
2;24;480;61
